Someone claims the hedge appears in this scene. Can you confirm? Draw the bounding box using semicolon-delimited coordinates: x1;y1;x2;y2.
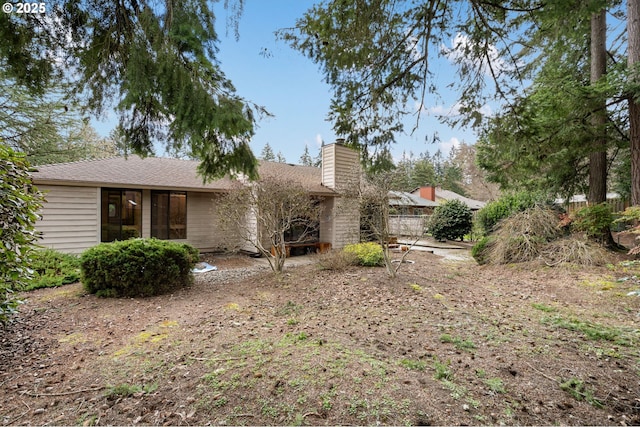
80;238;199;297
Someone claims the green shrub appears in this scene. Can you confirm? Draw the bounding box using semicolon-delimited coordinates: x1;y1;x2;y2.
343;242;384;266
476;191;548;236
0;146;43;323
80;238;199;297
471;236;492;265
428;199;472;241
571;203;613;243
23;249;81;291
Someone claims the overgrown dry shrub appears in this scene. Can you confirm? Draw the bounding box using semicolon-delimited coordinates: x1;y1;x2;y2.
539;237;609;267
486;206;562;264
316;250;358;271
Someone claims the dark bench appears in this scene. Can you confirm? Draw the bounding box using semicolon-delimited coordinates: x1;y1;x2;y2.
270;242;332;257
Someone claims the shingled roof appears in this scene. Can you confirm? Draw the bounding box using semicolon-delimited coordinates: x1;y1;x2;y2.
32;156;336;196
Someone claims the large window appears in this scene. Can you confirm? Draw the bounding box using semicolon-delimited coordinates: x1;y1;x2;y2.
151;191;187;239
101;189;142;242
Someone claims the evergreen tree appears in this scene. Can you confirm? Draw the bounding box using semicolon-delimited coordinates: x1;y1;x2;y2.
628;0;640;205
299;144;314;166
260;143;275;161
276;151;287;163
1;0;263;180
280;1;543;149
0;66;117;165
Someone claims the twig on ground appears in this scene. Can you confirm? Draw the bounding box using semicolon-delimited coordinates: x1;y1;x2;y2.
22;385;105;397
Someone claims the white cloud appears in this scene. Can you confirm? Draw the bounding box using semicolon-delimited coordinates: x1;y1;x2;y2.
441;33;505;77
315;134;323;148
439;136;461;154
418;100;493;120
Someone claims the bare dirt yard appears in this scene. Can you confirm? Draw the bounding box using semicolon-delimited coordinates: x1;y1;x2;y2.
1;245;640;426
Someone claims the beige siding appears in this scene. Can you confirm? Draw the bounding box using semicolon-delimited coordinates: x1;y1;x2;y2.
321;143;361;248
321;146;336;188
36;185;99;254
332;197;360;248
319;198;334;245
184;191;241;252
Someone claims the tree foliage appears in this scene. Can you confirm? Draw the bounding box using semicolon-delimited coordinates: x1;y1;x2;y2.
476;1;628;204
1;0;263;180
282;0;640;209
299;144;314;166
0;145;43;323
260;143;275;161
0;67;118;165
377;147;471;197
280;1;542;148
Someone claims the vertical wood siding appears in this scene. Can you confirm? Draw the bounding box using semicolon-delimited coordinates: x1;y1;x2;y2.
321;143;361;248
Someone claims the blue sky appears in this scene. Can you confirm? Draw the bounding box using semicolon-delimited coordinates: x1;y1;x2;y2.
92;0;480;164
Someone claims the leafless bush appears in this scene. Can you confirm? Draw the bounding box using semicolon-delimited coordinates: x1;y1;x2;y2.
487;206;562;264
539;237;609;267
316;250;358;271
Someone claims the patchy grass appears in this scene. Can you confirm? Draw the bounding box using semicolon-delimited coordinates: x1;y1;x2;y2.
3;251;640;426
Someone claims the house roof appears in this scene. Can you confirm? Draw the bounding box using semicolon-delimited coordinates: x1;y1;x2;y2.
434;188;486;210
388;191;439;208
32;155;337;196
410;186;486;210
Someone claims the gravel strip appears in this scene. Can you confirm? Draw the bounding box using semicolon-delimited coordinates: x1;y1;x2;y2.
194;264;270;286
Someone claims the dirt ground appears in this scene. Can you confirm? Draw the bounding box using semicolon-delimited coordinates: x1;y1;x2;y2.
1;245;640;426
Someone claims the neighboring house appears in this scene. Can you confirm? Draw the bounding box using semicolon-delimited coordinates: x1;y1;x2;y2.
554;193;628;213
411;186;486;211
31;142;360;254
388;191;439;216
387;191;438;237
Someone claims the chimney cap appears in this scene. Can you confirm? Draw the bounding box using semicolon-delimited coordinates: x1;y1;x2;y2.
335;138;345;145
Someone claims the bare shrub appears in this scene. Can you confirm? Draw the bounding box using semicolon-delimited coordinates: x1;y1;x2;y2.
487;206;562;264
316;250;358;271
215;176;323;273
539;237;609;267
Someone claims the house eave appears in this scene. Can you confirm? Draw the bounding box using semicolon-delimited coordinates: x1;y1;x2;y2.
32;178;232;193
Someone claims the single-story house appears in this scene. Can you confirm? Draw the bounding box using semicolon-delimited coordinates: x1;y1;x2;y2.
31;142;360;254
387;191;439;237
411;186;486;211
388;191;439;216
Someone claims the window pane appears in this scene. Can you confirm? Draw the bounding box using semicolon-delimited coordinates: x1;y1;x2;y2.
169;192;187;239
122;191;142;239
101;189;141;242
151;192;169;239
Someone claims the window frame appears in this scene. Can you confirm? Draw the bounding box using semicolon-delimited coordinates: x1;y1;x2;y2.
151;190;187;240
100;188;142;242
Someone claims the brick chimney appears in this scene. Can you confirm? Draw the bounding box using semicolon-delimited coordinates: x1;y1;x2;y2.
419;186;436;202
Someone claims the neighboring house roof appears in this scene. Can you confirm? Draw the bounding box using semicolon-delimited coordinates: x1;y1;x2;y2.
410;186;486;210
388;191;439;208
435;188;486;210
32;155;337;196
554;192;623;204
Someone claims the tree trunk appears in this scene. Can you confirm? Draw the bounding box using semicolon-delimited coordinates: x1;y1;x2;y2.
588;9;607;205
629;0;640;206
